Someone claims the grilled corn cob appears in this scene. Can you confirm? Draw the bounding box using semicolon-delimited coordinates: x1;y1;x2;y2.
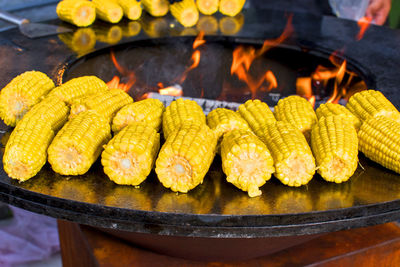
259;121;315;186
155;123;217;193
219;0;245;17
346;89;400;123
311;116;358;183
58;28;96;57
206;108;251;142
274;95;317;142
94;25;123;44
102;123;160;186
316;102;361;131
162;98;206;139
142;0;169;17
48;110;111;175
196;0;218;15
92;0;123;23
358;115;400;174
47;76;108;104
0;71;55;126
69;88;133;121
221;129;274;197
237;99;276;137
56;0;96;27
112;99;164;132
170;0;199;27
113;0;142;20
219;13;244;35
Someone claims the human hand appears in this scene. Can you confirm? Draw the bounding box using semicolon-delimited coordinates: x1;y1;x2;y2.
365;0;391;25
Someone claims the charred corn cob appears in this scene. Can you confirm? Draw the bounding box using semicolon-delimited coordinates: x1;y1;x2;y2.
219;0;245;17
358;116;400;174
237;99;276;137
196;0;218;15
58;28;96;57
206;108;251;142
274;95;317;142
316;103;361;131
170;0;199;27
259;121;315;187
112;99;164;132
311;116;358;183
69;88;133;121
196;15;218;34
0;71;55;126
155;123;217;193
221;129;274;197
219;13;244;35
346;89;400;123
48;110;111;175
56;0;96;27
142;0;169;17
92;0;123;23
102;123;160;186
94;25;123;44
47;76;108;104
162;98;206;139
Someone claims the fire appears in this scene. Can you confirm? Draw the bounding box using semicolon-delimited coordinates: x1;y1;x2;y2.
106;76;135;92
356;16;372;41
296;77;315;107
108;50;136;92
159;84;183;96
193;31;205;49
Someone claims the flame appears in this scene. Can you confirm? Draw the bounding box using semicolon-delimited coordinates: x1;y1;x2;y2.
193;31;206;49
159;85;183;96
356;16;372;41
108;50;136;92
178;32;206;84
296;77;315;107
106;76;135;92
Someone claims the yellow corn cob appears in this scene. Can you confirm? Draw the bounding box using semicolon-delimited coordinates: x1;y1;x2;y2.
56;0;96;27
155;122;217;193
69;88;133;120
170;0;199;27
206;108;251;142
121;21;141;37
311;116;358;183
58;28;96;57
346;89;400;123
259;121;315;187
358;116;400;174
237;99;276;137
48;110;111;175
94;25;123;44
274;95;317;142
141;0;169;17
162;98;206;139
112;99;165;132
196;15;218;34
47;76;108;104
0;71;55;126
196;0;218;15
221;129;274;197
112;0;142;20
219;13;244;35
92;0;123;23
102;123;160;186
219;0;245;17
316;103;361;131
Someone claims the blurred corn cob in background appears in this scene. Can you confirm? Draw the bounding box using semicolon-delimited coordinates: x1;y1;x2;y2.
162;98;206;139
221;129;274;197
69;88;133;121
102;123;160;186
0;71;55;126
58;28;96;57
219;13;244;35
196;15;218;34
92;0;123;23
316;103;361;131
311;116;358;183
112;0;142;20
196;0;218;15
170;0;199;27
94;25;123;44
47;76;108;104
346;89;400;123
274;95;317;142
56;0;96;27
156;123;217;193
112;99;164;132
219;0;245;16
142;0;169;17
237;99;276;137
3;96;69;181
121;21;142;37
48;110;111;175
259;121;315;187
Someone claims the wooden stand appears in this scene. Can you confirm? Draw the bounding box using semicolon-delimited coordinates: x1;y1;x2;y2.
58;220;400;267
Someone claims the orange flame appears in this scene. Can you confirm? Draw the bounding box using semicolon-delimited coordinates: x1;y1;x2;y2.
108;50;136;92
193;31;205;49
296;77;315;107
179;32;206;84
356;16;372;41
106;76;135;92
159;86;183;96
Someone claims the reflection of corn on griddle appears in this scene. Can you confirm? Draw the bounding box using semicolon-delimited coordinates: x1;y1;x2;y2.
58;28;96;57
219;13;244;35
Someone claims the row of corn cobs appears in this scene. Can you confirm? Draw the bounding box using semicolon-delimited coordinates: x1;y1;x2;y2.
57;0;246;28
1;70;400;197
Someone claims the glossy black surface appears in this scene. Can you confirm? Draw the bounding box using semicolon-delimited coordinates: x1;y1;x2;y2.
1;9;400;237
